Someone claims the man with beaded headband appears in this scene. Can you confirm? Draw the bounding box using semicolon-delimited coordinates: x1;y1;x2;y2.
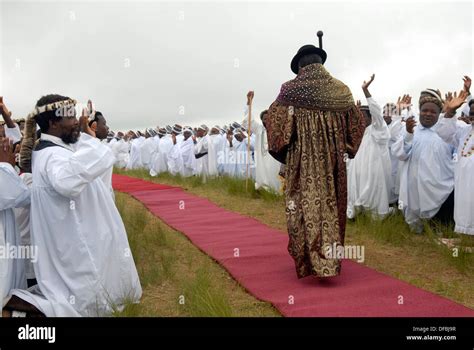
392;88;468;233
264;31;366;279
6;94;142;317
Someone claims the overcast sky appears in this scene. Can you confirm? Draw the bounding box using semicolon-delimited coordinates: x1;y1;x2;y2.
1;0;473;131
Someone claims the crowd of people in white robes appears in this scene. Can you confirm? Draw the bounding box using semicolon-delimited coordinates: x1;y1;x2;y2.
111;92;282;193
346;75;473;236
1;75;473;317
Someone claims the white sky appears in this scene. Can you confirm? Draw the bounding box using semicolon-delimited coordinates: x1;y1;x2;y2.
1;0;473;131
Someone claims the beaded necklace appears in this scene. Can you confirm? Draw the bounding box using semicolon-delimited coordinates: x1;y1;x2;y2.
461;128;474;157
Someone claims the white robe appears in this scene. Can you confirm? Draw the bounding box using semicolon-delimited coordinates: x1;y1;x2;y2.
126;137;145;169
139;137;156;170
194;136;210;177
232;137;255;179
0;162;30;307
347;97;392;218
112;139;130;169
437;116;474;235
167;137;196;177
241;114;281;192
13;173;35;282
392;119;455;231
12;133;142;316
208;134;226;176
150;135;173;176
222;137;237;177
387;116;404;204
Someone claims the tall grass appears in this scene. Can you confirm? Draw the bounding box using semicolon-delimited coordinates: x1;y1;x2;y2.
348;208;474;274
178;265;234;317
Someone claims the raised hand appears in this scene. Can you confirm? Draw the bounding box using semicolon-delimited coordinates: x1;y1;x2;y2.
405;117;417;134
362;74;375;90
458;113;471;125
397;94;412;112
247;91;254;105
79;108;96;137
0;97;12;118
0;137;18;165
463;76;471;94
361;74;375;98
443;90;469;117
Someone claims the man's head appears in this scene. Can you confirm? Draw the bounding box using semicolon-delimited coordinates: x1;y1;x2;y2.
172;124;182;137
418;90;443;128
196;125;207;138
18;120;26;132
290;40;327;74
183;130;192;140
210;126;220;135
157;128;167;138
89;111;109;140
234;129;246;142
34;94;80;144
260;109;269;128
297;54;323;73
383;103;397;125
468;100;474;123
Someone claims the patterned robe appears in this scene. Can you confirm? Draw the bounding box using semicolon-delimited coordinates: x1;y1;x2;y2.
266;63;365;278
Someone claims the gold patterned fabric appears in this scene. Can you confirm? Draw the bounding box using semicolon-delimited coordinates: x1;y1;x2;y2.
265;63;365;278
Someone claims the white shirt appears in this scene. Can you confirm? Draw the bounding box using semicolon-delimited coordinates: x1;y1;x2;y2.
347;97;392;218
392;118;455;229
12;132;142;316
0;162;30;307
437;116;474;235
241;108;281;192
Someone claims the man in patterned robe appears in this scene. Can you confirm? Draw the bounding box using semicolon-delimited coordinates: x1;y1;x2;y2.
265;36;365;278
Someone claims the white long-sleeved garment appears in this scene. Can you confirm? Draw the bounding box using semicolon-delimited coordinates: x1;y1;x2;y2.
0;162;30;308
112;139;131;169
392;119;455;231
208;134;226;176
194;136;210;177
241;111;281;192
140;137;157;170
12;133;142;316
167;137;196;177
126;137;145;169
150;135;173;176
347;97;392;218
437;116;474;235
13;173;35;283
231;136;256;180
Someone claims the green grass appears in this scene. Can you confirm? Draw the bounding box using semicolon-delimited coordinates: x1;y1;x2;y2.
178;264;234;317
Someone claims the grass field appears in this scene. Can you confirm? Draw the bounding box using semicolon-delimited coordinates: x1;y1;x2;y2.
114;168;474;315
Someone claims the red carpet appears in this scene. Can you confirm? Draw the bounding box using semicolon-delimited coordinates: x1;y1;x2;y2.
113;174;474;317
